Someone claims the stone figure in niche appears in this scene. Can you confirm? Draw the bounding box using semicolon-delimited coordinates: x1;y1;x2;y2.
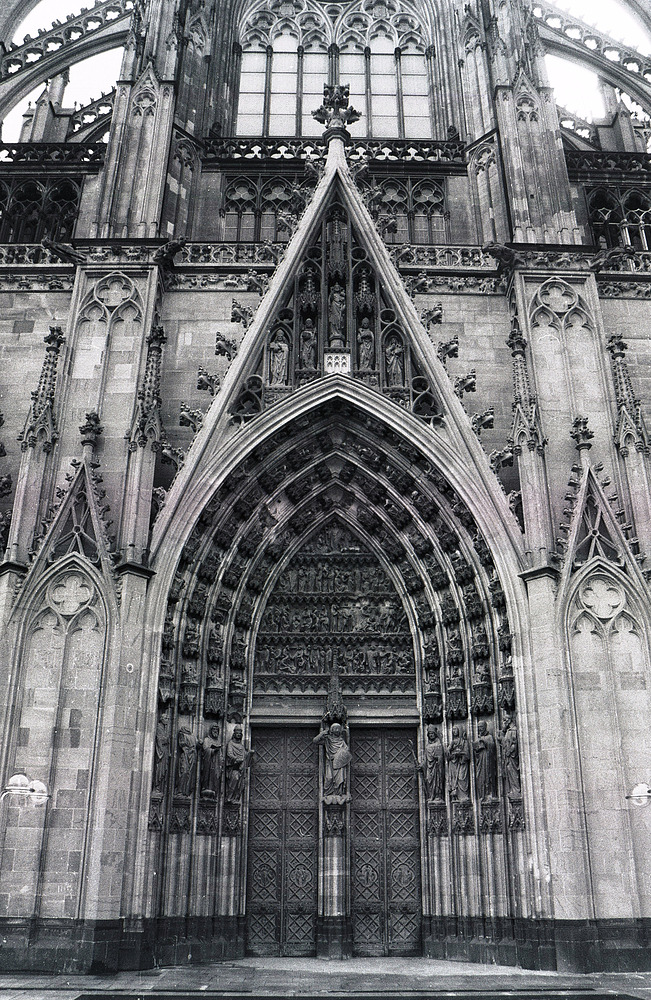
357;316;375;369
269;336;289;385
224;725;254;804
328;282;346;347
313;720;352;802
175;726;197;797
498;714;521;798
153;711;171;793
300;318;317;369
417;724;445;801
200;724;222;799
385;335;404;386
473;720;497;800
447;725;471;801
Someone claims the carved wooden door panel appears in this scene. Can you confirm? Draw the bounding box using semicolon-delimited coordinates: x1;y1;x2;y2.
350;728;421;956
246;727;318;956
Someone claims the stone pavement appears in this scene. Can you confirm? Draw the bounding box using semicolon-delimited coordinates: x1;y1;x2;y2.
1;958;651;1000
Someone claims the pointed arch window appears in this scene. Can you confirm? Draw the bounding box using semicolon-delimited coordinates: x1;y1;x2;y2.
235;0;434;138
587;186;651;250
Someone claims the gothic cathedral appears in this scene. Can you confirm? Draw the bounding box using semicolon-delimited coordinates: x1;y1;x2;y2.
0;0;650;976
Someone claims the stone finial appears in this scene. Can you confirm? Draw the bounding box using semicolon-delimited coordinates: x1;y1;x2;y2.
570;415;594;451
312;84;361;137
79;411;103;450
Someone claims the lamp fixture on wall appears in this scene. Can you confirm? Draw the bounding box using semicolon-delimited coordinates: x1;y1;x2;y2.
0;773;49;806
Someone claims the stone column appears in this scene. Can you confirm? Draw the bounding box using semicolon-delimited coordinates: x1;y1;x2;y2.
314;719;352;958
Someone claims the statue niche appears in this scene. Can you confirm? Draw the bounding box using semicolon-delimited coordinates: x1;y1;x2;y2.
254;521;415;695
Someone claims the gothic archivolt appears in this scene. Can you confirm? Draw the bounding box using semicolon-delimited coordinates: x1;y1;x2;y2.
145;389;527;925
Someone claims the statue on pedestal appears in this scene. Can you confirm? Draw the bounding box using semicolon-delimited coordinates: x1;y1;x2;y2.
313;719;352;804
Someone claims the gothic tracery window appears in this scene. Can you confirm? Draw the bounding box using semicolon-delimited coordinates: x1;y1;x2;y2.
235;0;434;138
588;186;651;250
0;176;81;243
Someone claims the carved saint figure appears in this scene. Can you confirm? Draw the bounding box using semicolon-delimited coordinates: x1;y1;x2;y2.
498;714;521;798
313;721;352;801
328;283;346;347
385;335;404;386
300;318;317;368
357;317;375;369
473;720;497;800
154;711;171;793
200;724;222;799
418;724;445;801
224;725;254;804
269;337;289;385
447;725;471;801
175;726;197;797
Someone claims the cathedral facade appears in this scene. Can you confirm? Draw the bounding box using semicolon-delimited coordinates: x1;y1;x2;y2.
0;0;650;975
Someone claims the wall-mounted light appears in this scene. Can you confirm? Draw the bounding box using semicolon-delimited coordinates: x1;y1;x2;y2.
625;783;651;807
1;774;49;807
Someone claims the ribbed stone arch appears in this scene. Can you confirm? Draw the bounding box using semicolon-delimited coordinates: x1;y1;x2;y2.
0;30;128;121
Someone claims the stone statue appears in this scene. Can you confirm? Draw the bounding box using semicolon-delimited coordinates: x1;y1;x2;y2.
153;711;171;793
498;714;521;798
200;724;222;799
473;720;497;800
357;316;374;369
300;318;317;368
418;724;445;801
224;725;254;804
175;726;197;797
313;720;352;802
328;283;346;347
447;725;471;801
269;337;289;385
385;335;404;386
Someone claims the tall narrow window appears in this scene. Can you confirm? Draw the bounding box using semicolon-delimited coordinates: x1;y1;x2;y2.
237;42;267;136
369;32;399;137
339;39;368;134
269;32;299;136
302;39;330;135
401;39;430;138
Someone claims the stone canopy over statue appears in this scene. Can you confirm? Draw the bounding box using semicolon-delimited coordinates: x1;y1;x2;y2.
313;719;352;804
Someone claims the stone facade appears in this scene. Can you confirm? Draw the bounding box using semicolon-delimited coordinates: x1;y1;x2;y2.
0;0;650;976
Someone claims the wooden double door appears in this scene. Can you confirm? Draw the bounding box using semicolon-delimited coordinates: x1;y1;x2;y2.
246;726;421;957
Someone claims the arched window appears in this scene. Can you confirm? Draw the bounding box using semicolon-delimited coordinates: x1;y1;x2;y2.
622;190;651;250
235;0;434;138
587;187;651;250
222;174;304;241
0;177;82;243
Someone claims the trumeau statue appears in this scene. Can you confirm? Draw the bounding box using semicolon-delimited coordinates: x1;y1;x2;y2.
417;724;445;801
313;719;352;803
224;725;254;804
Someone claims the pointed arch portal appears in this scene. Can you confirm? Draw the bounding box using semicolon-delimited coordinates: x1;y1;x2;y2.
145;376;534;959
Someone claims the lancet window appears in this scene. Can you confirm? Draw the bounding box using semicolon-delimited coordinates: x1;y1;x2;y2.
235;0;433;139
0;176;81;243
362;176;446;243
588;186;651;250
221;173;313;241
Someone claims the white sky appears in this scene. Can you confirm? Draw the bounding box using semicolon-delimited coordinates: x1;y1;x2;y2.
2;0;651;139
